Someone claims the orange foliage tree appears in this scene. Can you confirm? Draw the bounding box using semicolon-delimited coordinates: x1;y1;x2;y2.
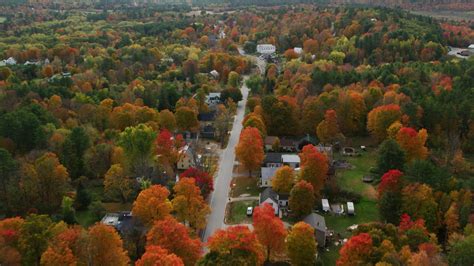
146;217;202;266
298;144;328;198
271;165;295;194
367;104;401;141
337;233;373;266
0;217;24;265
172;177;210;230
85;223;129;266
132;185;172;226
316;109;344;144
135;245;184;266
235;127;264;177
395;127;429;162
253;203;287;262
286;222;316;266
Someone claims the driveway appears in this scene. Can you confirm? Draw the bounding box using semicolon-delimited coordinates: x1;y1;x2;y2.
202;76;250;242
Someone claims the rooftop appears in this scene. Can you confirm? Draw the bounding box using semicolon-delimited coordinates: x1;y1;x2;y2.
282;154;300;163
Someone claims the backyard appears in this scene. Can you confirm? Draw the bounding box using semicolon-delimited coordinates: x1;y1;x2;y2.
226;200;258;224
319;145;379;265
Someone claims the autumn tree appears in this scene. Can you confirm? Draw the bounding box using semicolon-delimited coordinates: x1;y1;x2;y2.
159;109;177;132
235;127;264;177
317;109;345;144
401;183;439;231
227;71;240;88
104;164;134;203
146;217;202;266
286;222;316;266
375;139;405;175
378;170;404;224
271;166;294;194
289;180;315;218
303;39;318;54
172;177;210;230
118;124;156;177
0;148;17;212
367;104;402;141
155;129;184;175
206;225;264;265
82;223;129;266
337;233;373;266
396;127;429;162
445;203;460;237
253;203;287;262
0;217;24;265
180;167;213;198
299;144;328;198
175;106;199;132
19;214;53;265
132;185;172;226
136;245;184;266
448;234;474;266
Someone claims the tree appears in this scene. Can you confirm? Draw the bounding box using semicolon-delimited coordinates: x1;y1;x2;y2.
227;71;240;88
395;127;429;162
118;124;156;177
448;234;474;266
136;245;184;266
40;246;76;266
316;109;344;144
61;196;77;225
0;217;24;265
378;170;404;224
132;185;172;226
159;109;177;132
367;104;401;141
299;144;328;198
180;167;214;198
289;180;315;217
83;223;129;266
303;39;318;54
104;164;134;203
445;203;460;237
207;225;264;265
401;183;439;231
286;222;316;266
172;178;210;230
271;166;294;194
74;182;91;211
0;148;17;212
155;129;185;175
175;107;199;132
375;139;405;175
253;203;287;262
19;214;53;265
245;74;263;95
60;127;90;179
235;127;264;177
221;88;243;103
146;217;202;266
337;233;373;266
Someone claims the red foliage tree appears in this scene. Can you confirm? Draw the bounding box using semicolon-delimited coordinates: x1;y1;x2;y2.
377;169;404;197
135;245;184;266
180;167;214;198
299;144;328;198
337;233;373;266
253;203;287;261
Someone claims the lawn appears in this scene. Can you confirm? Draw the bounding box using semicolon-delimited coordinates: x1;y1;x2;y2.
320;145;380;265
76;210;98;227
226;200;258;224
0;17;5;23
230;176;261;197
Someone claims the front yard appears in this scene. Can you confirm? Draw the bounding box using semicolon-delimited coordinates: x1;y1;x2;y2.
230;176;261;197
226;200;258;224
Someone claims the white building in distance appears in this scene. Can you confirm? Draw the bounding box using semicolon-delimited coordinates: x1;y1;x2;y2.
257;44;276;54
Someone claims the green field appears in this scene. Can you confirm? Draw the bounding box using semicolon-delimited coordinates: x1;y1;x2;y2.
226;200;258;224
320;147;380;265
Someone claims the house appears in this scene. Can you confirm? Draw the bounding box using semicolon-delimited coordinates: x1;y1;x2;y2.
294;47;303;55
280;138;297;152
468;44;474;50
303;213;327;247
198;110;216;121
263;153;283;168
260;167;278;187
282;154;300;168
347;202;355;215
205;92;221;106
264;136;279;151
257;44;276;54
101;211;135;235
259;187;288;216
209;70;219;79
200;124;216;139
322;199;330;212
177;145;195;170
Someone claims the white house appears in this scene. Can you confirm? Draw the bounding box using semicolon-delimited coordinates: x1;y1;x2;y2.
282;154;300;168
468;44;474;50
209;70;219;79
260;167;278;187
322;199;330;212
205;92;221;106
0;57;17;66
177;145;195;170
257;44;276;54
259;188;280;215
294;47;303;55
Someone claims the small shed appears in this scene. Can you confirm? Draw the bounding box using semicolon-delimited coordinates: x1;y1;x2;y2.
322;199;330;212
347;202;355;215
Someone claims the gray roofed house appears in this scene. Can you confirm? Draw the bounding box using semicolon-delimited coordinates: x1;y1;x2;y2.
303;213;327;247
263;153;283;168
260;167;278;187
259;187;279;215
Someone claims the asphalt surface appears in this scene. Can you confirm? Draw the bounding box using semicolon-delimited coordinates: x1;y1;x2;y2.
202;76;250;242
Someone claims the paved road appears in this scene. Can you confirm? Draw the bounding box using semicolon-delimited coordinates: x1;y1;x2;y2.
202;76;250;242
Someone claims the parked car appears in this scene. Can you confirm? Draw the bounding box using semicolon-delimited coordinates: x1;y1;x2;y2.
246;206;253;216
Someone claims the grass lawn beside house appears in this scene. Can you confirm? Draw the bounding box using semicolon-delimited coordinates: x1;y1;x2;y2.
226;200;258;224
230;176;261;197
